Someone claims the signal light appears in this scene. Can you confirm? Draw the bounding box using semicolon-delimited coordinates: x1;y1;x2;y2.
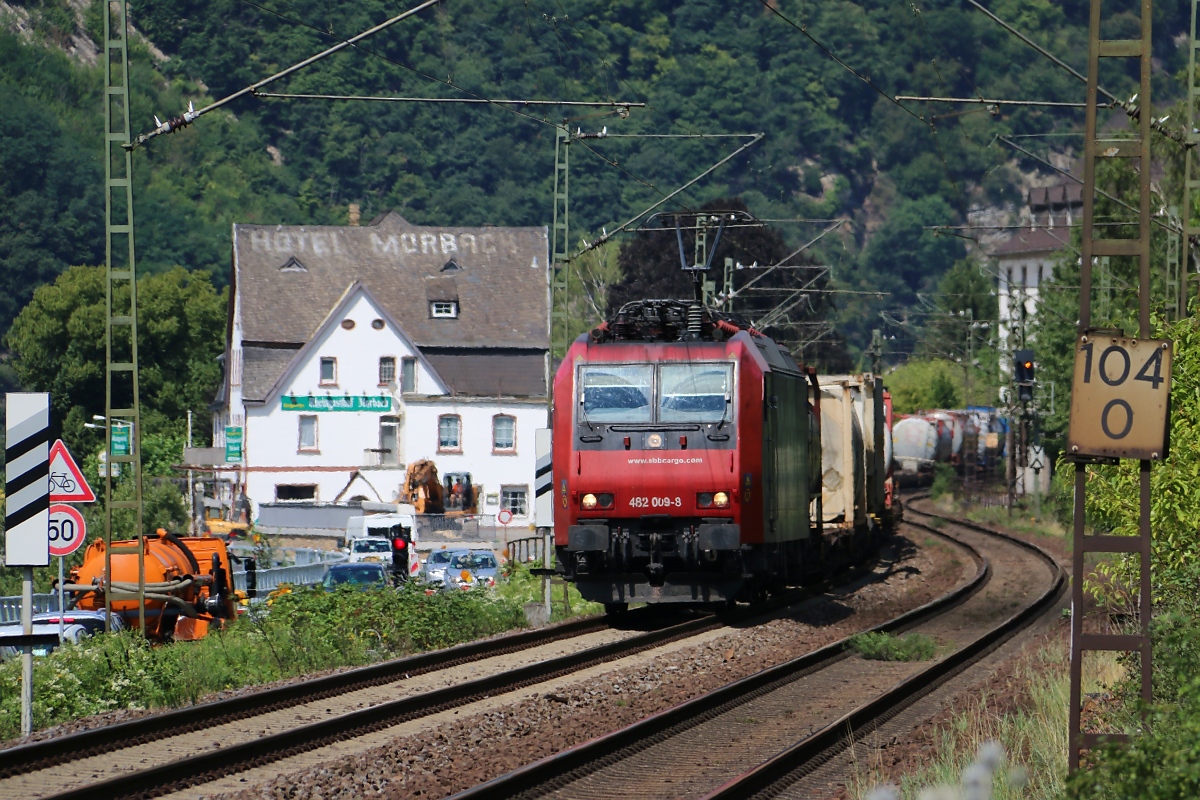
392;538;406;549
581;493;614;510
1014;349;1035;403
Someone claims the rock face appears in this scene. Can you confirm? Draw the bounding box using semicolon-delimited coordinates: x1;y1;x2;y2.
523;601;550;629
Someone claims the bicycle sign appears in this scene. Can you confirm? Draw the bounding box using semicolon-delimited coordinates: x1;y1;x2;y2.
48;504;86;557
1067;334;1173;460
47;439;96;503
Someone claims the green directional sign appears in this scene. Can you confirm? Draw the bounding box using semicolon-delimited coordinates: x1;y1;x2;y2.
110;426;131;457
281;394;392;412
225;427;244;463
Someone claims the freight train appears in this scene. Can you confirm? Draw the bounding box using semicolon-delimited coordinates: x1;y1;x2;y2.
551;299;895;611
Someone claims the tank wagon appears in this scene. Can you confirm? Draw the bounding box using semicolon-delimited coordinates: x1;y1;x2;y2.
552;299;893;610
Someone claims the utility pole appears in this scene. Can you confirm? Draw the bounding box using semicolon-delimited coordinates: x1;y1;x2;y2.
865;328;885;375
103;0;145;633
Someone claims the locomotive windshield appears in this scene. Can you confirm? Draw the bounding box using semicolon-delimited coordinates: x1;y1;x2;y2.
659;364;732;423
579;363;732;425
580;365;653;422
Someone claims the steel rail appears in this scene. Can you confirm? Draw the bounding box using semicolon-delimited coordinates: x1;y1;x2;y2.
701;501;1065;800
447;517;992;800
0;613;611;779
39;611;731;800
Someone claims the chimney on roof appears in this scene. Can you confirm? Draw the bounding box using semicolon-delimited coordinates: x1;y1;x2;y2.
348;203;361;226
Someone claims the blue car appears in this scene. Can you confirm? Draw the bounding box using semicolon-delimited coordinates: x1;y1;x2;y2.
322;562;392;590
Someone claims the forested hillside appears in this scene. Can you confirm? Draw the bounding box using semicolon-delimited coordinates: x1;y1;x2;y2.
0;0;1189;359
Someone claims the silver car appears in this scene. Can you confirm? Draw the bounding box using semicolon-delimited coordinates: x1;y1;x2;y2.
444;550;500;591
0;610;124;659
421;548;470;587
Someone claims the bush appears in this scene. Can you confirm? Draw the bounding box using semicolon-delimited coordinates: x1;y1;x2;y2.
931;463;957;500
0;583;526;739
848;632;938;662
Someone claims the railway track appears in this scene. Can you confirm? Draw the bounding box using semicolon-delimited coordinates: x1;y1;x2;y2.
451;500;1063;800
1;556;879;800
0;609;702;800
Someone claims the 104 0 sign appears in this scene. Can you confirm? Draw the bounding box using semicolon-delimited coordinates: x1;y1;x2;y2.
1067;335;1172;461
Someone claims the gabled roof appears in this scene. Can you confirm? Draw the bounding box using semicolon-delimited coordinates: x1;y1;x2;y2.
245;282;449;406
233;213;549;349
991;228;1070;257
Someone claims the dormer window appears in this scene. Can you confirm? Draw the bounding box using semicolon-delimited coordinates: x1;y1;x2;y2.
441;259;462;272
431;301;458;318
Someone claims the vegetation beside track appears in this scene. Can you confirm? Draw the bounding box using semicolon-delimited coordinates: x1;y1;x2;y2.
848;632;938;662
0;583;530;740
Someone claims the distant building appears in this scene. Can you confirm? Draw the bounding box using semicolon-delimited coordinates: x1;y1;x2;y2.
211;211;549;524
993;184;1082;361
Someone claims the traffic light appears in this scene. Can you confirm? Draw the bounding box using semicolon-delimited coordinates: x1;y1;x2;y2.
391;525;412;581
1014;349;1035;402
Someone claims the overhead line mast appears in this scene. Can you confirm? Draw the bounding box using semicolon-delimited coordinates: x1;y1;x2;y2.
103;0;146;632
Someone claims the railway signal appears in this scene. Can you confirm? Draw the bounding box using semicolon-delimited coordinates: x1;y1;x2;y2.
1014;349;1035;403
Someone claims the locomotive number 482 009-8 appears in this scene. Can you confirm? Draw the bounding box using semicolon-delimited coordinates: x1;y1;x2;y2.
629;496;682;509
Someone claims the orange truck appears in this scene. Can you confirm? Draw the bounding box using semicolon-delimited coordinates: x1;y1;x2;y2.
64;529;253;641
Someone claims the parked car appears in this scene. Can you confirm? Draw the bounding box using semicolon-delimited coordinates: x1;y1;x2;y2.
421;548;470;587
348;536;392;563
444;550;500;591
0;610;124;659
322;562;392;590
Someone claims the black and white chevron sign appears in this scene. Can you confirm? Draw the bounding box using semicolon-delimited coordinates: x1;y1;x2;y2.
5;393;50;567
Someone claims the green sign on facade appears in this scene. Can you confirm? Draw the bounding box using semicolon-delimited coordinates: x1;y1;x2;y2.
225;427;244;462
110;426;131;457
281;394;392;412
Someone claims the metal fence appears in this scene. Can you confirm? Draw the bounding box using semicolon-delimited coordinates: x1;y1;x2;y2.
505;536;545;564
231;562;330;593
414;514;505;542
0;594;60;624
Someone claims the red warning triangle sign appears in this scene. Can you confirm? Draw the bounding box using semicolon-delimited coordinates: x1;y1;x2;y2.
48;439;97;503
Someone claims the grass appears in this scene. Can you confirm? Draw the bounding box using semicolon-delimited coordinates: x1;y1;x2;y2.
0;558;606;740
494;560;605;621
849;632;939;662
850;641;1124;800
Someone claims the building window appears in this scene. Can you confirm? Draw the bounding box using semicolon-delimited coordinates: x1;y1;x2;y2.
438;415;461;451
276;484;316;501
379;415;401;466
379;356;396;385
401;357;417;393
319;357;337;385
1037;265;1044;286
298;415;318;451
431;301;458;318
493;415;515;452
500;486;528;516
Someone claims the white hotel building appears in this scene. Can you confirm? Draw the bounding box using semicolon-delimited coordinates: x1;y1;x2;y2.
211;212;550;525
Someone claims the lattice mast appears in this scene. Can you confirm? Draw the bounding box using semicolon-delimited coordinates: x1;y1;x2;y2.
1069;0;1154;772
1185;0;1200;314
103;0;146;632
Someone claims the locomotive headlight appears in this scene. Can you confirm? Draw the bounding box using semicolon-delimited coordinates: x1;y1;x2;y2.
582;493;598;509
597;493;614;508
713;491;730;508
697;492;714;507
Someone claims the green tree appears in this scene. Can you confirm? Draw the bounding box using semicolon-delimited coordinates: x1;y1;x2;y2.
6;265;227;453
885;358;964;414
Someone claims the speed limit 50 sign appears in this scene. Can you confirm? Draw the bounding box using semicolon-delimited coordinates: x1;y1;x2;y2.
48;503;86;557
1067;334;1172;460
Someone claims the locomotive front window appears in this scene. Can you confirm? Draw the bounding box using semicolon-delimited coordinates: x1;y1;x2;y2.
580;365;653;423
659;364;733;423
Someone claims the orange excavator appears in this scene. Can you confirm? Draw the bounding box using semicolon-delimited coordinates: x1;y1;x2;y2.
63;528;253;641
399;460;479;514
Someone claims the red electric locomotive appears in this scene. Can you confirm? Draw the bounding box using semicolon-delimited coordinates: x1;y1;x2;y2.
552;299;823;610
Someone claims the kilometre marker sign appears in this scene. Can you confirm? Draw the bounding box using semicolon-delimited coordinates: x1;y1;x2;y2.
1067;334;1172;460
